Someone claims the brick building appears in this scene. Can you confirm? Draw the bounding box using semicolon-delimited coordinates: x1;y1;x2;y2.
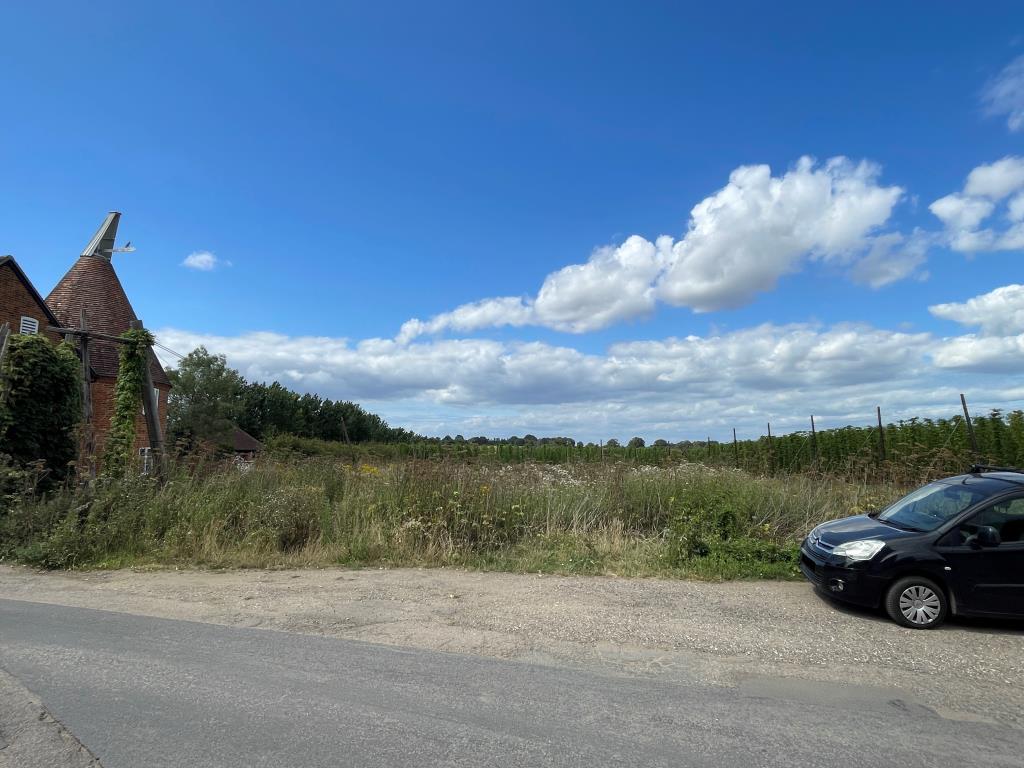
46;212;171;458
1;212;171;463
0;255;63;344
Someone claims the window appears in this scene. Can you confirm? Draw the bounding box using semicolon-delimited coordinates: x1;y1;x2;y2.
945;497;1024;545
19;316;38;335
878;481;990;532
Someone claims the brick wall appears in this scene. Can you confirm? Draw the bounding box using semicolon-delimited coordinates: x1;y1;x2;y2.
0;262;61;342
90;378;172;459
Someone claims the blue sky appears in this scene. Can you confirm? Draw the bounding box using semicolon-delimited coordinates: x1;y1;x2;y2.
2;2;1024;440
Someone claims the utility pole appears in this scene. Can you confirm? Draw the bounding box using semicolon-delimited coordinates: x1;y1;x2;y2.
960;393;979;459
810;415;818;470
876;406;886;463
766;422;773;473
131;320;165;475
732;427;739;468
79;310;96;481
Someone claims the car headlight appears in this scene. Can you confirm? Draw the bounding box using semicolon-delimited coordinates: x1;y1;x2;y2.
832;539;885;561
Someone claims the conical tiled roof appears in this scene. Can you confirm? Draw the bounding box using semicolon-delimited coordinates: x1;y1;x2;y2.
46;231;170;386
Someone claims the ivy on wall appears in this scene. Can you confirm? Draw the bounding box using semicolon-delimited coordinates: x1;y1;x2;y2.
103;328;154;476
0;334;81;480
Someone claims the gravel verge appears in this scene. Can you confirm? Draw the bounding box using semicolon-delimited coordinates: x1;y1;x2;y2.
0;564;1021;730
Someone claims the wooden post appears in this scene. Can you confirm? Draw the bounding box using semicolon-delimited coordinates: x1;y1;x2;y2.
766;422;773;473
706;436;712;462
339;415;352;445
79;309;96;482
876;406;886;463
960;393;979;459
0;322;9;409
732;427;739;468
0;322;10;367
131;320;164;473
810;415;818;469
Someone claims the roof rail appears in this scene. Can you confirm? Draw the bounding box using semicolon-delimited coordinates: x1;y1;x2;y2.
969;463;1024;475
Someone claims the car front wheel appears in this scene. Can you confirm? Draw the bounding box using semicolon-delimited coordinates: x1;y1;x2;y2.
884;576;948;629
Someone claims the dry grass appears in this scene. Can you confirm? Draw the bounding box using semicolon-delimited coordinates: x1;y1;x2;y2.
1;458;910;579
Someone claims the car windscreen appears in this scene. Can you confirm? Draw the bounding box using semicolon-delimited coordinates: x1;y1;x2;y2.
878;481;990;532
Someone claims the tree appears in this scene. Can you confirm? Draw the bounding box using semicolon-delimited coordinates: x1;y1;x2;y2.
605;438;620;448
0;335;81;480
167;345;421;448
653;439;670;447
167;347;245;448
627;436;646;449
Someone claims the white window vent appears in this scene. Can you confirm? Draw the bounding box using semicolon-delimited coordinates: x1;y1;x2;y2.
19;316;39;335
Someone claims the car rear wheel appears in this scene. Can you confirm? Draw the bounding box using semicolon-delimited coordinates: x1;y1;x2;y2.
884;576;948;629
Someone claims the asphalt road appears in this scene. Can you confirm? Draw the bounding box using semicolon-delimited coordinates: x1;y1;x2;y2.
0;598;1020;768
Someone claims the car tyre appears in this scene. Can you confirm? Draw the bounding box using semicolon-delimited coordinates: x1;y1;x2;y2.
884;576;948;629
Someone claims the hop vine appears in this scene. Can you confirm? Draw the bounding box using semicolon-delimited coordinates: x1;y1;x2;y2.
103;328;154;476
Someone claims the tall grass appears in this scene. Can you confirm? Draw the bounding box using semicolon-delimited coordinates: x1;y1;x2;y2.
0;457;907;578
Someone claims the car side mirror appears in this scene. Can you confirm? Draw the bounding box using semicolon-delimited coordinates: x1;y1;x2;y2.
976;526;1001;547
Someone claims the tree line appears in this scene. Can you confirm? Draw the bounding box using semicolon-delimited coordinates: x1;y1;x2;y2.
167;347;418;447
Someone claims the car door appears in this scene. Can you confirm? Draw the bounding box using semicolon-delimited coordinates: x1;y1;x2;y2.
936;495;1024;616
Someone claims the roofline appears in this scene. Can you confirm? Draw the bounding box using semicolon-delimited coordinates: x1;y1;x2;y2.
0;255;65;330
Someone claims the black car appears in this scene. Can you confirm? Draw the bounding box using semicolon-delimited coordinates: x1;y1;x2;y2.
800;466;1024;628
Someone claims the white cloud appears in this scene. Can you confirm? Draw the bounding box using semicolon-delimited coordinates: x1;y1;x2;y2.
930;283;1024;335
658;157;903;311
982;54;1024;132
397;297;533;344
1008;192;1024;222
846;231;931;288
964;156;1024;199
534;235;671;330
182;251;216;271
181;251;228;271
157;323;933;411
395;235;671;343
929;194;995;230
931;334;1024;373
155;296;1024;441
929;157;1024;252
399;157;908;341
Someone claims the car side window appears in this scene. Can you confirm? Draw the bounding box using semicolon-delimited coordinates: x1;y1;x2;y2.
950;497;1024;545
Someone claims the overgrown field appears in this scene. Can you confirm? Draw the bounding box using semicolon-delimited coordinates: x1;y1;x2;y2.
0;458;909;578
269;408;1024;480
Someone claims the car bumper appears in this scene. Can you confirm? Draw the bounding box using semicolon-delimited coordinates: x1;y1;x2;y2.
799;545;887;608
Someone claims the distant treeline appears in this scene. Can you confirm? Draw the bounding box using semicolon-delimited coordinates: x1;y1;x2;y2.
167;348;418;446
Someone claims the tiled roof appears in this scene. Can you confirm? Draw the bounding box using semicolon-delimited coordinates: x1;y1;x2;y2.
45;255;171;385
233;426;264;453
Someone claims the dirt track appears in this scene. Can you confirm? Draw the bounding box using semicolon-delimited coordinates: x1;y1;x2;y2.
1;564;1021;730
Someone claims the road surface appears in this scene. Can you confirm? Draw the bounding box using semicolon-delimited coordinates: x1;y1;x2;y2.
0;598;1020;767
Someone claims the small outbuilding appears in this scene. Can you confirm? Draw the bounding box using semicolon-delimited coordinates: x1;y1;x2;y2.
232;427;263;460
